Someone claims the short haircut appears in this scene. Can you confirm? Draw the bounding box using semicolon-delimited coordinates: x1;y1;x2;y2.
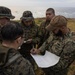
46;8;55;14
1;21;24;41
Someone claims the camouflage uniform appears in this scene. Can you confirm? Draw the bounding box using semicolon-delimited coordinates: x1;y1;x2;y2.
39;8;55;47
19;11;41;68
0;6;15;42
39;32;75;75
39;15;75;75
20;23;41;57
39;21;50;47
0;44;35;75
19;23;41;69
0;6;15;19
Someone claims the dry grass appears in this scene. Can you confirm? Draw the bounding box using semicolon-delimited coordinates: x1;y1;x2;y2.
67;19;75;31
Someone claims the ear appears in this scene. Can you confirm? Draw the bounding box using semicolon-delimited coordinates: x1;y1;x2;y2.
16;37;21;44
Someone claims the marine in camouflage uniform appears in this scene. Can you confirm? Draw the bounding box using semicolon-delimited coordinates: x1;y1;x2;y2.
0;45;35;75
0;6;15;42
0;22;35;75
39;8;55;47
19;11;41;67
31;15;75;75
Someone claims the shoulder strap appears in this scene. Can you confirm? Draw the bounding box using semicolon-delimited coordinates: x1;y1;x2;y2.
4;53;21;67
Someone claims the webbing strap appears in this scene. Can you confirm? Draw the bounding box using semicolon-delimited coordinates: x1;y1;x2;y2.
5;54;21;67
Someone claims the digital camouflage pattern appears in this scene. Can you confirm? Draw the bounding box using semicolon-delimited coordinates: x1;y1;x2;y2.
39;8;55;47
19;22;41;69
0;6;15;42
0;44;35;75
19;23;41;56
22;24;41;43
0;6;15;19
39;32;75;75
20;10;41;51
19;11;42;70
20;11;34;21
39;21;50;47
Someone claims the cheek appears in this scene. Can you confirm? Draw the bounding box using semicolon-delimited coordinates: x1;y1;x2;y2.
49;14;54;19
19;39;24;46
25;22;32;26
53;29;59;34
0;20;9;25
60;28;66;33
21;39;24;44
0;20;4;24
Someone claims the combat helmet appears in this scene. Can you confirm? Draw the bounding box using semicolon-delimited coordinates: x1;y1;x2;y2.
20;11;34;21
0;6;15;19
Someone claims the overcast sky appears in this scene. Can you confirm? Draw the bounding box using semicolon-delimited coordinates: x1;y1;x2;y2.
0;0;75;19
0;0;75;7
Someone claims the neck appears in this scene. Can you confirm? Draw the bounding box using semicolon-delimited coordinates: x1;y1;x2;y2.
2;41;18;50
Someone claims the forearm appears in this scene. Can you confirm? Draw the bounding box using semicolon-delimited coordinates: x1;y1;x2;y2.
32;37;40;44
39;41;47;54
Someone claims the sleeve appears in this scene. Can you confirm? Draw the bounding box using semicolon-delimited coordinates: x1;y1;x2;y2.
50;41;75;72
19;58;35;75
39;41;47;53
40;22;46;36
32;25;42;44
39;22;50;47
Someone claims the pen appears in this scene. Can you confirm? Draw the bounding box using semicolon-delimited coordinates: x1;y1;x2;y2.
36;44;38;49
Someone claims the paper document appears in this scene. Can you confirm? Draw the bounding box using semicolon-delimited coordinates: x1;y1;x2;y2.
31;51;60;68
